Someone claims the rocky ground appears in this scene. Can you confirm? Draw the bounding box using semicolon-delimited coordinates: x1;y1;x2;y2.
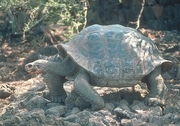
0;29;180;126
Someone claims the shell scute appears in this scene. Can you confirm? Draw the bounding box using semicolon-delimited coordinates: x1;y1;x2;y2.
121;58;135;79
103;59;120;80
81;32;104;59
91;61;103;77
105;30;125;58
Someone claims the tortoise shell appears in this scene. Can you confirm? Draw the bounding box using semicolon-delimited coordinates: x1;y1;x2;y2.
61;24;172;83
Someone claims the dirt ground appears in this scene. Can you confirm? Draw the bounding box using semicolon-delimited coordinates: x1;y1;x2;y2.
0;27;180;125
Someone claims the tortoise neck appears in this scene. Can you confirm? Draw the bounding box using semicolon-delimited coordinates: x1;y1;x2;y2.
46;56;79;76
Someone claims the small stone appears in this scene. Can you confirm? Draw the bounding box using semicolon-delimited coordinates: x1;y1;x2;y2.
121;118;137;126
88;118;105;126
16;109;46;125
135;106;162;117
25;95;50;111
149;106;162;116
131;106;163;123
71;107;80;114
62;111;92;125
148;113;172;125
118;100;131;111
46;106;67;117
63;114;78;123
114;107;135;119
45;114;57;125
46;114;64;125
64;121;81;126
54;117;65;125
27;79;46;92
172;113;180;124
134;84;148;97
98;109;112;116
0;84;13;99
104;102;115;112
103;115;120;126
121;118;150;126
76;110;93;125
131;101;149;112
46;103;61;109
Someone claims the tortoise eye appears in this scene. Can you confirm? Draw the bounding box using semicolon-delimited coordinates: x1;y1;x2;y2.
26;64;32;68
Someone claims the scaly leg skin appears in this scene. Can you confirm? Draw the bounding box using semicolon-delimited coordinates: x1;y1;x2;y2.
43;73;67;103
65;90;91;110
74;69;104;111
145;66;167;107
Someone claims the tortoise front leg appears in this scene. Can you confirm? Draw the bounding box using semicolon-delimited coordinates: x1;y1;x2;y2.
43;73;67;103
73;69;104;111
145;66;167;106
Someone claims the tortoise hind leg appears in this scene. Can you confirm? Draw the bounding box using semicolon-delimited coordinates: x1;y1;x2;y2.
73;69;104;111
43;73;67;103
145;66;167;106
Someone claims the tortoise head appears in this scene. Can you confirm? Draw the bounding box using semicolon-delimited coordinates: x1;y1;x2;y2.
25;44;78;76
25;59;48;74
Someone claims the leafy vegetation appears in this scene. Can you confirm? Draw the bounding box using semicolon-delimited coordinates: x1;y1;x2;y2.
0;0;88;42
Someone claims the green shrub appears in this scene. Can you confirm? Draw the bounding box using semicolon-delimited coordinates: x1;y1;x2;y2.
0;0;88;42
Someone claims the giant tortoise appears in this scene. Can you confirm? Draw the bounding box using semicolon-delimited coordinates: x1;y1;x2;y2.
25;24;172;110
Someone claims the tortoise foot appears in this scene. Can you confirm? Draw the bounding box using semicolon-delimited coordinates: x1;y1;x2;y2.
49;93;67;103
144;96;165;107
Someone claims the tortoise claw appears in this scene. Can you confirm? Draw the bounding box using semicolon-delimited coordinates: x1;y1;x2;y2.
50;94;67;103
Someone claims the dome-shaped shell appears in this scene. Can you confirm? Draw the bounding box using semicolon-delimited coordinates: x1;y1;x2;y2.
61;24;172;83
